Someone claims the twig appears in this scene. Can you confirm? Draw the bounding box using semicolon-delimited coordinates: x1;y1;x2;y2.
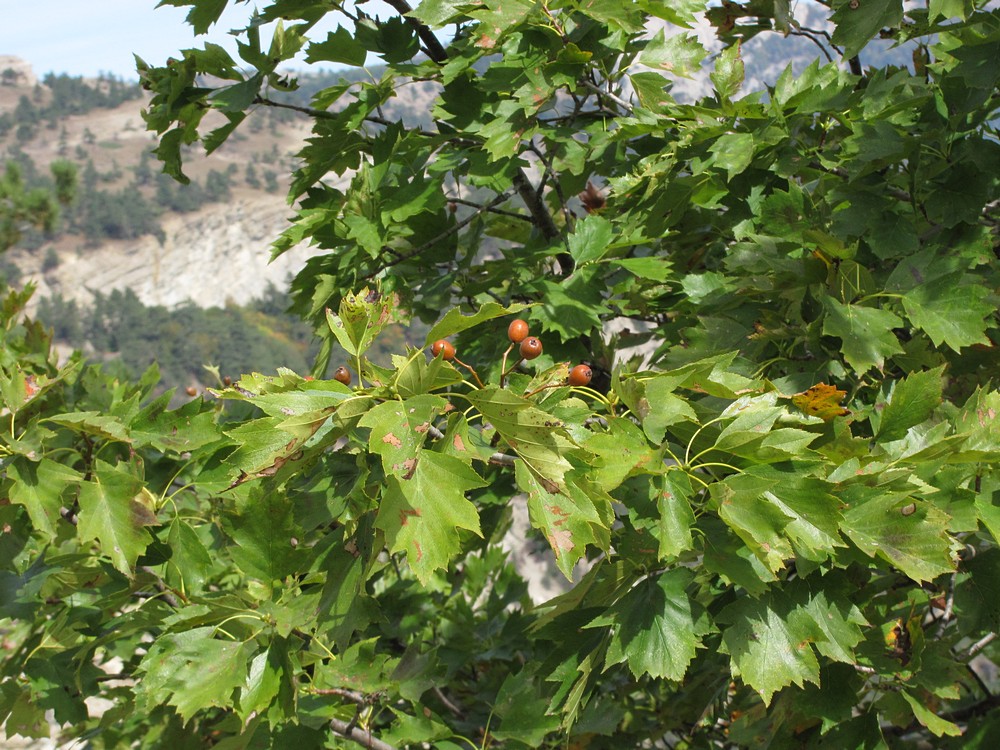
360;189;516;280
966;632;996;658
329;718;399;750
433;686;464;717
448;197;532;221
138;566;183;608
313;687;368;704
579;78;633;115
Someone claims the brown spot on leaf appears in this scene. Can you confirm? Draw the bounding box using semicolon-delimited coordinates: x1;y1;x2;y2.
540;478;561;494
547;529;573;553
401;458;418;480
453;434;466;451
400;508;420;526
383;433;402;447
546;504;570;524
415;422;429;434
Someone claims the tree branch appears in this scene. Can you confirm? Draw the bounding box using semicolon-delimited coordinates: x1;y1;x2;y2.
329;718;399;750
512;170;560;240
579;78;633;116
448;196;533;221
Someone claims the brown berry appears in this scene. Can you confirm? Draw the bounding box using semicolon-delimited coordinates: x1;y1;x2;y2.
519;337;543;360
185;386;197;397
507;319;529;344
334;366;351;386
431;339;456;360
578;180;606;213
568;364;593;386
222;376;232;386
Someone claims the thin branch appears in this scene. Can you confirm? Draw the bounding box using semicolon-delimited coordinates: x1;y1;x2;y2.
313;687;369;704
433;686;464;717
579;78;633;115
449;197;533;221
254;95;337;120
967;632;996;658
360;189;517;280
138;566;183;608
787;29;835;63
329;718;399;750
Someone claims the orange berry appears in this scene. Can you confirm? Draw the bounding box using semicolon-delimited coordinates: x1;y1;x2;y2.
334;366;351;385
568;364;593;386
507;319;529;344
431;339;456;360
519;337;543;360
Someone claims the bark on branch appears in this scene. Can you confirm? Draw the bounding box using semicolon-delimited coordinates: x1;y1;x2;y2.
329;718;399;750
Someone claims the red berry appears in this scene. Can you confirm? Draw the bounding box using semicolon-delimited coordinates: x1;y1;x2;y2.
334;366;351;386
507;319;529;344
431;339;456;360
568;364;593;386
519;337;543;360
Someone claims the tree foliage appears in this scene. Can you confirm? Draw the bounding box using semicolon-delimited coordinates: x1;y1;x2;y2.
3;0;1000;747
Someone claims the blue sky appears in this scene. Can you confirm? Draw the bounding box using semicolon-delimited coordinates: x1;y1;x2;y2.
5;1;392;81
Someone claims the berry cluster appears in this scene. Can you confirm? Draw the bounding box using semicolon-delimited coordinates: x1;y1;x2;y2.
427;318;592;390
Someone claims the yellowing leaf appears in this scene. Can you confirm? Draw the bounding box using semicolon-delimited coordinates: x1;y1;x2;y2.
791;383;850;421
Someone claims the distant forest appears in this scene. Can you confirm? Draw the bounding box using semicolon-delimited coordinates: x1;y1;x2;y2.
35;286;415;391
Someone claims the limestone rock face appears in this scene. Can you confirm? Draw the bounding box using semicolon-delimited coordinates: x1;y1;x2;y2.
0;56;37;87
17;196;310;309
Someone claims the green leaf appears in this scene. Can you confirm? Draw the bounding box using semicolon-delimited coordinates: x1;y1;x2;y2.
77;460;158;576
167;520;213;594
604;569;707;681
238;646;284;725
788;577;868;664
902;273;991;351
822;298;904;374
223;484;302;585
326;287;396;358
734;467;846;563
136;626;252;722
424;301;532;347
358;395;448;478
520;465;609;579
709;133;754;179
831;0;904;59
492;668;561;745
875;367;944;443
711;42;745;100
638;30;705;78
44;411;131;442
841;488;956;583
718;590;821;704
466;387;576;493
901;691;962;737
375;452;484;584
583;417;655;493
305;27;367;66
711;473;795;572
6;458;81;539
157;0;229;35
568;214;615;266
209;72;263;112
